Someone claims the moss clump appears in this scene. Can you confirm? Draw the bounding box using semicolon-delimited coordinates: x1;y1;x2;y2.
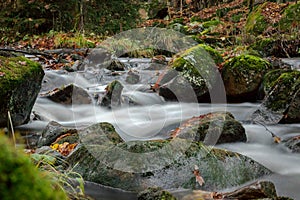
249;38;276;57
263;69;294;94
0;133;67;200
245;2;269;35
222;55;271;100
202;19;221;29
198;44;224;65
278;2;300;32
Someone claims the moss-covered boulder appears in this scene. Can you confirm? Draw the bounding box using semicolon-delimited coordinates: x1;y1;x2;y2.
222;55;271;102
170;112;246;144
252;70;300;123
0;56;44;127
156;44;222;102
0;133;67;199
67;123;270;192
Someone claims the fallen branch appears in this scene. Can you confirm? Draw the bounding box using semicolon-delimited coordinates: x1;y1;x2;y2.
0;48;53;59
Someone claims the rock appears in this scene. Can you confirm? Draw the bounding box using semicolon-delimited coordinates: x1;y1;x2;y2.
107;59;126;71
262;69;293;94
222;54;271;102
82;48;112;71
43;84;92;105
0;56;44;127
151;55;167;65
37;121;78;147
137;187;176;200
156;44;222;102
170;112;246;145
67;123;271;192
0;134;67;199
284;135;300;153
100;80;124;108
252;70;300;124
181;180;277;200
126;71;140;84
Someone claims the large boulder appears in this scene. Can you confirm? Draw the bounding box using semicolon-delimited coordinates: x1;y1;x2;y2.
0;56;44;127
222;55;271;102
170;112;246;144
252;70;300;124
156;44;223;102
66;123;270;192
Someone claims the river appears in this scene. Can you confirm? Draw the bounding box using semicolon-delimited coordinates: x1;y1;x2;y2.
18;58;300;199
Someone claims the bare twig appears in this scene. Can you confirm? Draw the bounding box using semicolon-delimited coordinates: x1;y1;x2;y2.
255;121;281;143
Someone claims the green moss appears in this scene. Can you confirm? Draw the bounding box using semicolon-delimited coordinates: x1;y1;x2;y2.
137;187;176;200
202;19;221;29
265;71;300;111
278;2;300;31
263;69;293;93
198;44;223;64
245;2;269;35
0;134;67;200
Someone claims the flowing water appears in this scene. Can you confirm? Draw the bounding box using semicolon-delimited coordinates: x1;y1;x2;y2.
19;58;300;199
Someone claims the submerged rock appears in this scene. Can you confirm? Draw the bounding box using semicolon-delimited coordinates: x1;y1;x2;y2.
284;135;300;153
156;44;222;102
0;56;44;127
126;71;140;84
252;70;300;124
170;112;246;144
67;122;270;192
222;54;271;102
43;84;92;105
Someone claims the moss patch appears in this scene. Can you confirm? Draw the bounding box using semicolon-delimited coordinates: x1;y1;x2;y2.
245;2;269;35
0;133;67;200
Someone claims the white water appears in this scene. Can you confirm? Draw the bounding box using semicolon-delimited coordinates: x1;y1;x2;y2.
20;59;300;199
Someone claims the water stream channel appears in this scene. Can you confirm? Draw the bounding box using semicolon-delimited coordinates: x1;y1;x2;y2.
19;57;300;199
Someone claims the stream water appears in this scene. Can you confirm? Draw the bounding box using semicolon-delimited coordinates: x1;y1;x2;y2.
19;58;300;199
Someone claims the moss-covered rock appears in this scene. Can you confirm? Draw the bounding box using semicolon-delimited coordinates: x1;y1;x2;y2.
222;55;271;102
157;44;222;102
252;70;300;124
170;112;246;144
263;69;294;94
67;123;271;192
0;56;44;127
0;133;67;200
283;135;300;153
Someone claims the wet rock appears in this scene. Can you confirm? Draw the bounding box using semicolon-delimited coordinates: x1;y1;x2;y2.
156;44;222;102
106;59;125;71
252;70;300;124
284;135;300;153
67;123;270;192
0;56;44;127
37;121;78;147
181;180;277;200
100;80;124;108
170;112;246;144
222;54;271;102
126;71;140;84
43;84;92;105
151;55;167;65
81;48;112;71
